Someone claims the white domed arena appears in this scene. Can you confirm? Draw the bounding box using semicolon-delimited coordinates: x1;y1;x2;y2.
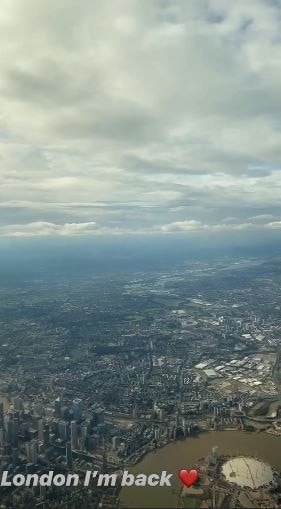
222;457;273;489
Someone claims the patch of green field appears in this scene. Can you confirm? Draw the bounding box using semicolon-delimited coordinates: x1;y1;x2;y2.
152;297;186;307
243;418;269;431
248;399;281;419
248;400;270;417
183;497;201;508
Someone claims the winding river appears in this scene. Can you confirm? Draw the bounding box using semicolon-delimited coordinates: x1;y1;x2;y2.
120;431;281;508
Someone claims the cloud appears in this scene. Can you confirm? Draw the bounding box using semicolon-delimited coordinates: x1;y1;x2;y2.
267;221;281;229
161;220;205;232
160;218;281;234
0;217;280;237
0;221;98;237
0;0;281;237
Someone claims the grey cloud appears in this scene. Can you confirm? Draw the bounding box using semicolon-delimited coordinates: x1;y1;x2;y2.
0;0;281;236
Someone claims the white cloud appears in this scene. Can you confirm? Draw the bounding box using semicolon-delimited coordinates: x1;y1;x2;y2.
267;221;281;229
161;220;205;232
0;221;98;237
0;0;281;236
0;217;280;237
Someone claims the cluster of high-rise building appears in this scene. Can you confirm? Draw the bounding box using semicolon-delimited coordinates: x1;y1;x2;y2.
1;256;281;507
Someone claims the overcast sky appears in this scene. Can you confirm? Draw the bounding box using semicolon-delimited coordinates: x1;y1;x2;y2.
0;0;281;239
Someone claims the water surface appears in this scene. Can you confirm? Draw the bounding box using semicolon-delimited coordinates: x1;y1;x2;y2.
120;431;281;508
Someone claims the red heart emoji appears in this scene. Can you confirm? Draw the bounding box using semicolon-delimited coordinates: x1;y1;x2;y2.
178;469;199;488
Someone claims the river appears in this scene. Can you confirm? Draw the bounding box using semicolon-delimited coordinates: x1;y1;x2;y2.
120;431;281;508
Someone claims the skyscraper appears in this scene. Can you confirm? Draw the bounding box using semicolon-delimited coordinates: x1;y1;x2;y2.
12;447;18;465
13;397;23;412
54;398;61;418
102;445;107;473
72;398;82;421
0;403;4;426
71;421;78;450
66;442;72;468
58;421;70;441
5;420;13;444
43;424;50;446
0;428;5;448
38;419;44;442
26;440;38;464
30;440;38;464
112;436;119;451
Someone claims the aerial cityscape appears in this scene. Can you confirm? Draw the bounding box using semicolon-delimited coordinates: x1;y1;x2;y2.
1;255;281;507
1;0;281;507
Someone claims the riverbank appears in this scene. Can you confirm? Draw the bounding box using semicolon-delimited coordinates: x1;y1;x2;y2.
125;425;261;467
120;430;281;509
